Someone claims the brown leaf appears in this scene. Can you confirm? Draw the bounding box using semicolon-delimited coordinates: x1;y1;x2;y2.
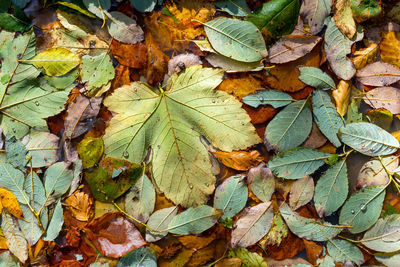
267;257;312;267
289;175;314;210
168;54;202;76
264;230;305;260
303;239;323;265
363;87;400;114
84;212;146;258
66;226;81;247
332;80;351;117
242;105;278;124
64;190;94;222
380;30;400;69
334;0;356;39
64;94;102;139
145;33;169;85
215;258;242;267
356;62;400;86
159;247;194;267
268;35;322;64
302;122;327;149
110;40;147;68
186;242;216;267
351;42;378;69
178;235;215;250
265;44;321;92
213;150;264;171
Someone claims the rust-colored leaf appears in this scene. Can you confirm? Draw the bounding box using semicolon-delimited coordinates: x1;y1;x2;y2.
351;42;378;69
64;190;94;222
213;150;264;171
217;73;264;99
145;33;169;85
303;239;323;265
110;40;147;68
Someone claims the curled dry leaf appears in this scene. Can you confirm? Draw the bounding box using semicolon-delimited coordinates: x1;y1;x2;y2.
84;212;146;258
64;190;94;222
333;0;356;39
357;156;399;188
356;62;400;86
363;87;400;115
289;175;315;210
351;42;378;69
380;30;400;69
268;35;322;64
213;150;264;171
332;80;351;117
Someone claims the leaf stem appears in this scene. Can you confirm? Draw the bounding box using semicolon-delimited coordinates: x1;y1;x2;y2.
378;156;400;193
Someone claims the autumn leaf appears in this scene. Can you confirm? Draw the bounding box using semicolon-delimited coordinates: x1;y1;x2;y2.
0;188;23;219
213;150;263;171
380;30;400;69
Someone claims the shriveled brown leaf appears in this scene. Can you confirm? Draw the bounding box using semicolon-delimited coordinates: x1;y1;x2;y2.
178;235;215;250
264;230;305;260
268;35;322;64
363;87;400;114
332;80;351;117
110;40;147;68
351;42;378;69
84;212;146;258
64;94;102;139
380;30;400;69
64;190;94;222
213;150;264;171
289;176;314;210
302;122;327;148
303;239;323;265
356;62;400;86
145;33;169;85
334;0;356;39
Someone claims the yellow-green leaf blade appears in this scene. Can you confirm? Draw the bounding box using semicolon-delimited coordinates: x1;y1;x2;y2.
30;47;80;76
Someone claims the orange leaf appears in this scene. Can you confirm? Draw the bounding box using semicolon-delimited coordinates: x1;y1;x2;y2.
110;40;147;68
186;242;216;267
0;188;23;219
213;150;264;171
215;258;242;267
242;105;278;124
217;73;264;99
380;31;400;69
178;235;215;250
303;239;323;265
145;33;169;85
64;190;94;222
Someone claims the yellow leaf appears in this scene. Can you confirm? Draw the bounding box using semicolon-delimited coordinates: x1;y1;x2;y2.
334;0;356;39
380;31;400;69
332;80;351;117
213;150;264;171
0;188;23;219
351;42;378;69
30;47;80;76
392;130;400;143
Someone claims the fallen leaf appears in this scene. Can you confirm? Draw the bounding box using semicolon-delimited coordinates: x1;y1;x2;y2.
213;150;264;171
380;30;400;69
0;188;23;219
84;212;146;258
217;73;264;99
186;242;216;267
351;0;382;23
357;156;398;188
166;0;215;23
303;239;323;265
228;247;267;267
248;163;275;202
334;0;356;39
106;11;144;44
64;190;94;222
262;213;288;246
264;230;305;260
178;235;215;250
215;258;242;267
289;175;315;210
77;137;104;169
30;47;80;76
351;42;378;69
332;80;351;117
300;0;332;35
111;40;147;68
1;212;28;263
356;62;400;86
302;122;327;148
168;54;202;76
363;87;400;114
242;105;278;124
267;257;312;266
145;32;169;85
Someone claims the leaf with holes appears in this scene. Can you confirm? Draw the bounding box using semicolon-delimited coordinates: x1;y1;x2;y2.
103;65;260;207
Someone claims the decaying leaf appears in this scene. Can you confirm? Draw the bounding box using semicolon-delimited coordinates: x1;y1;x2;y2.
30;47;80;76
289;175;314;210
64;190;94;222
363;87;400;114
356;62;400;86
247;163;275;202
334;0;356;39
213;150;263;171
106;11;144;44
380;30;400;69
351;42;378;69
357;156;398;188
332;80;351;117
300;0;331;34
1;211;28;263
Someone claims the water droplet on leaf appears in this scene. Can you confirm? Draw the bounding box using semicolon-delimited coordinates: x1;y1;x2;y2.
123;151;129;158
189;183;193;189
350;209;355;214
360;203;367;213
35;101;39;106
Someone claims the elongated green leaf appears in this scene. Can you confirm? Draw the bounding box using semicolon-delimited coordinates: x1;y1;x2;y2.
300;0;332;34
146;206;178;242
265;100;312;152
339;122;399;156
5;135;27;170
205;53;264;73
24;171;46;207
242;90;293;108
0;79;71;138
214;175;248;220
23;132;60;168
43;162;74;206
215;0;250;16
18;203;47;245
298;67;336;90
0;162;29;204
0;251;20;267
231;202;274;247
246;0;300;42
0;12;30;32
375;254;400;266
106;11;144;44
268;147;330;179
362;214;400;252
327;239;364;265
103;66;260;207
117;247;157;267
29;48;80;76
280;203;342;241
339;186;386;233
247;163;275;202
313;89;344;147
324;17;363;80
1;211;28;263
129;0;157;12
43;200;64;241
125;174;155;223
228;248;267;267
204;18;267;63
314;159;348;217
167;205;220;235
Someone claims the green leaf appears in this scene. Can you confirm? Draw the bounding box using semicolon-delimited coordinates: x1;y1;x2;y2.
205;53;264;73
43;162;74;205
103;65;260;207
0;12;30;32
0;251;20;267
362;214;400;252
146;206;178;242
317;255;335;267
247;163;275;202
0;162;29;204
44;68;78;89
43;200;64;241
242;90;293;108
167;205;220;235
56;1;97;18
268;147;330;179
85;157;142;202
214;175;248;220
339;122;399;156
327;239;364;265
0;79;71;138
375;254;400;267
280;203;342;241
312;89;344;147
23;132;60;168
298;67;336;90
265;100;312;152
129;0;157;12
24;171;46;207
314;159;348;217
246;0;300;43
125;174;155;223
231;202;274;247
80;52;115;95
351;0;381;22
1;211;28;263
106;11;144;44
339;185;386;233
204;18;267;63
29;47;80;76
117;247;157;267
300;0;332;34
214;0;251;17
5;135;27;169
324;17;363;80
228;247;267;267
77;137;104;169
83;0;110;18
18;204;47;245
